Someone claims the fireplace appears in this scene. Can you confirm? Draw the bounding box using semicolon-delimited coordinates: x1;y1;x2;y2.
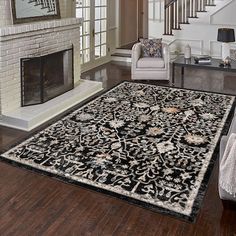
21;48;74;106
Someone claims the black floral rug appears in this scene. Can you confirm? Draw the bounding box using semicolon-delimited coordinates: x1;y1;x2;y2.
1;82;235;222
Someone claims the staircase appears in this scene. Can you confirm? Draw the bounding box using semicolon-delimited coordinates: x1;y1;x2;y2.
164;0;216;35
112;0;235;62
27;0;56;13
111;43;135;63
111;50;132;63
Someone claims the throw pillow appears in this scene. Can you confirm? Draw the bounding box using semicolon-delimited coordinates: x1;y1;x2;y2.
140;38;162;58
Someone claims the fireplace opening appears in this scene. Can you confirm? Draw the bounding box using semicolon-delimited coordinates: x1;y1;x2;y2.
21;47;74;106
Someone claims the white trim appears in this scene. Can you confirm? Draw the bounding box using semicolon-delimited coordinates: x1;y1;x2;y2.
168;39;204;55
111;56;132;63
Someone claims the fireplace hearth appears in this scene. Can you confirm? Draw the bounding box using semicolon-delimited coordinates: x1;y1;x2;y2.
21;47;74;106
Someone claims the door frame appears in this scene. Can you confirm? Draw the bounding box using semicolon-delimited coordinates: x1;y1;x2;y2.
142;0;149;39
117;0;148;47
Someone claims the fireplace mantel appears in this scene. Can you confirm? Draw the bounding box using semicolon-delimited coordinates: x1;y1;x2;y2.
0;18;82;38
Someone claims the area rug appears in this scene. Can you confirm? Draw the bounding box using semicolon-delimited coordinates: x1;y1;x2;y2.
1;82;235;222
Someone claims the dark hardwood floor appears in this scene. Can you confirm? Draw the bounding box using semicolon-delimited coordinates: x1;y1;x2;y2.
1;62;236;236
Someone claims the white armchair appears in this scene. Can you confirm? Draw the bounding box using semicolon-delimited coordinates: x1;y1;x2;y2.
131;42;170;81
219;113;236;204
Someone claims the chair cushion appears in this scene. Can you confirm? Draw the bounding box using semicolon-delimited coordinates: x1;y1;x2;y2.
140;38;162;58
137;57;165;68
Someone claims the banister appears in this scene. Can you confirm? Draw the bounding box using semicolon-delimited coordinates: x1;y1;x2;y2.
164;0;215;35
165;0;178;8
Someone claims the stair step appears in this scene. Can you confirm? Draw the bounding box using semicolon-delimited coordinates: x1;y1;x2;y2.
172;27;181;30
196;10;207;12
179;22;189;24
163;33;174;36
205;4;216;6
114;48;132;55
111;53;131;58
188;16;198;19
111;53;132;63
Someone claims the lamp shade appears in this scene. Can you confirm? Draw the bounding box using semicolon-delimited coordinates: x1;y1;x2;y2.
217;28;235;43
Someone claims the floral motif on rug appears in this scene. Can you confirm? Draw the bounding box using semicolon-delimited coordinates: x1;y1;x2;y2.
1;82;235;221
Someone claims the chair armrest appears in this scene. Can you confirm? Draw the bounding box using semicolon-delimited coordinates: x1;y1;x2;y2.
220;135;228;161
220;114;236;159
132;43;142;66
162;43;169;65
228;115;236;134
162;43;170;81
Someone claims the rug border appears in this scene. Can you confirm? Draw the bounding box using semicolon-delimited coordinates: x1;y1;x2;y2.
0;81;235;223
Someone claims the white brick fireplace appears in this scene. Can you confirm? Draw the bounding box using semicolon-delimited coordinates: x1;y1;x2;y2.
0;18;83;113
0;7;103;130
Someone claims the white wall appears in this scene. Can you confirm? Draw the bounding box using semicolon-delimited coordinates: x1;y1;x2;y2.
211;0;236;25
148;0;165;38
59;0;76;18
148;0;236;57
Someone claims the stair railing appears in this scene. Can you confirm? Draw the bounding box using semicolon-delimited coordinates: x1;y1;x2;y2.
164;0;214;35
164;0;178;35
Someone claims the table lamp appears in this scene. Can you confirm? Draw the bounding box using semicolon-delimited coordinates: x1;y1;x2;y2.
217;28;235;62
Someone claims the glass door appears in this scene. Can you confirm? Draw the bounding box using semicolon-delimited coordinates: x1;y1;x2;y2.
76;0;91;64
94;0;107;60
76;0;108;69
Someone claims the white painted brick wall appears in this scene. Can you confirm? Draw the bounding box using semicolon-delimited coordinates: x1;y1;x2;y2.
0;18;82;114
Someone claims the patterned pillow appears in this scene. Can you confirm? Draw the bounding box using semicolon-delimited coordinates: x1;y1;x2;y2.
140;38;162;58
